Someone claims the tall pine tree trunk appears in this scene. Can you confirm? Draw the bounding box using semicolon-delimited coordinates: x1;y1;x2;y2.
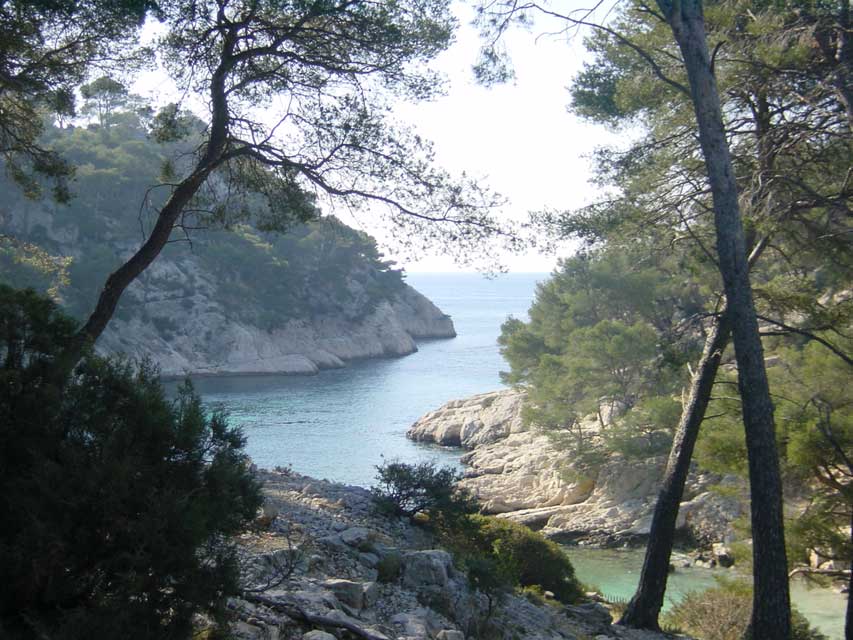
618;313;730;629
848;507;852;639
655;2;791;637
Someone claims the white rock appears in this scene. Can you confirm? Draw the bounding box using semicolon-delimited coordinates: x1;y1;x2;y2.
363;581;380;608
340;526;371;548
408;389;527;447
409;389;742;545
400;550;453;590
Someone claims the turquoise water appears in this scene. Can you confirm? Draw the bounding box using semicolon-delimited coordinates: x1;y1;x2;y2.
187;272;846;637
568;547;847;639
187;272;545;487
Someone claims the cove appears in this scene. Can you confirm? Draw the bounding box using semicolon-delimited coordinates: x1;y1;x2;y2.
567;546;846;639
184;273;544;486
184;272;847;638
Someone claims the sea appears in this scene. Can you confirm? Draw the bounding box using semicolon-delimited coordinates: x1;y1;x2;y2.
184;272;846;638
187;272;542;486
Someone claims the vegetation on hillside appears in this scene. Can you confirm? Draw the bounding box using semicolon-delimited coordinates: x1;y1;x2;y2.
371;461;583;608
0;2;504;637
484;0;852;634
0;100;407;331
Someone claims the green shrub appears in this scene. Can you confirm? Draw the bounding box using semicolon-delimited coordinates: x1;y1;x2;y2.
371;460;477;521
371;461;582;605
466;554;514;610
464;515;583;604
376;552;403;583
0;286;262;639
662;578;827;640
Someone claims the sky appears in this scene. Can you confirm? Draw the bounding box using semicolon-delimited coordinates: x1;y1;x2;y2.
133;2;621;274
383;4;620;273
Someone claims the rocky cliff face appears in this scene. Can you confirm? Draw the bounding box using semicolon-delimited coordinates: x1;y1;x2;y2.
408;390;743;547
226;468;683;640
98;254;455;377
2;178;456;378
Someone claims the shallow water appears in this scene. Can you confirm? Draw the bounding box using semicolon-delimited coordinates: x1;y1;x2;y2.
567;546;847;639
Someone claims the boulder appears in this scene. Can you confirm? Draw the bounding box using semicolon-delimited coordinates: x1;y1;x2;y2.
363;581;380;608
712;542;735;568
400;550;453;590
321;579;364;610
408;389;527;448
340;526;372;549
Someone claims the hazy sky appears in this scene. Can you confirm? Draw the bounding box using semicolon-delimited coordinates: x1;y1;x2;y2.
384;4;619;273
134;2;619;274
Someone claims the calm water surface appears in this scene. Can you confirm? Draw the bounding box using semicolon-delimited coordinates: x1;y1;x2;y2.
188;272;544;486
187;272;846;638
568;547;846;639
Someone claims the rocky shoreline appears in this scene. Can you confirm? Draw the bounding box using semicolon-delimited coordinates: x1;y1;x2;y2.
407;389;743;551
225;468;686;640
100;279;456;378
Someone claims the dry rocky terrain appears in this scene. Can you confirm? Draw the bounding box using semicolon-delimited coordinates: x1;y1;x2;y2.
225;468;690;640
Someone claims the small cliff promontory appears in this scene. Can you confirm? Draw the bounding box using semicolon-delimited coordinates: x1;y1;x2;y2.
97;264;455;377
408;390;742;547
3;192;456;377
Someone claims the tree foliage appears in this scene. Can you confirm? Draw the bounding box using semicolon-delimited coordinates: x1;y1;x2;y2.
499;243;706;465
0;0;151;200
0;104;408;332
479;0;851;633
0;285;262;639
33;0;514;367
372;460;477;520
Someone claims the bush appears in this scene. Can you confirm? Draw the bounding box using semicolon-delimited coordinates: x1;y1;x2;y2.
376;552;403;583
0;286;262;639
662;579;827;640
466;555;514;613
371;460;477;521
371;460;582;605
464;515;583;604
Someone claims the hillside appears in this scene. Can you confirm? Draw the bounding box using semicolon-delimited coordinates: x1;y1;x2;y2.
0;116;455;375
227;467;681;640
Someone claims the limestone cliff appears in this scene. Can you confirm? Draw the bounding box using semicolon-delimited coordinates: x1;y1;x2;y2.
408;390;743;546
95;254;455;377
2;181;456;377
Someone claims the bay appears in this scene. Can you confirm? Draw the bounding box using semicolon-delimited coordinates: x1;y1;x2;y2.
186;272;846;637
568;547;846;639
187;272;546;487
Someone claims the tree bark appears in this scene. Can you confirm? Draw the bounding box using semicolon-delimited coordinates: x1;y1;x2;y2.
655;2;791;638
618;312;730;629
848;505;852;640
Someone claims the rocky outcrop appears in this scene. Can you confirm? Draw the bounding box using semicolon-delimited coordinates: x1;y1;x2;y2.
2;189;455;378
408;390;743;546
225;468;685;640
95;255;455;377
408;389;527;447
